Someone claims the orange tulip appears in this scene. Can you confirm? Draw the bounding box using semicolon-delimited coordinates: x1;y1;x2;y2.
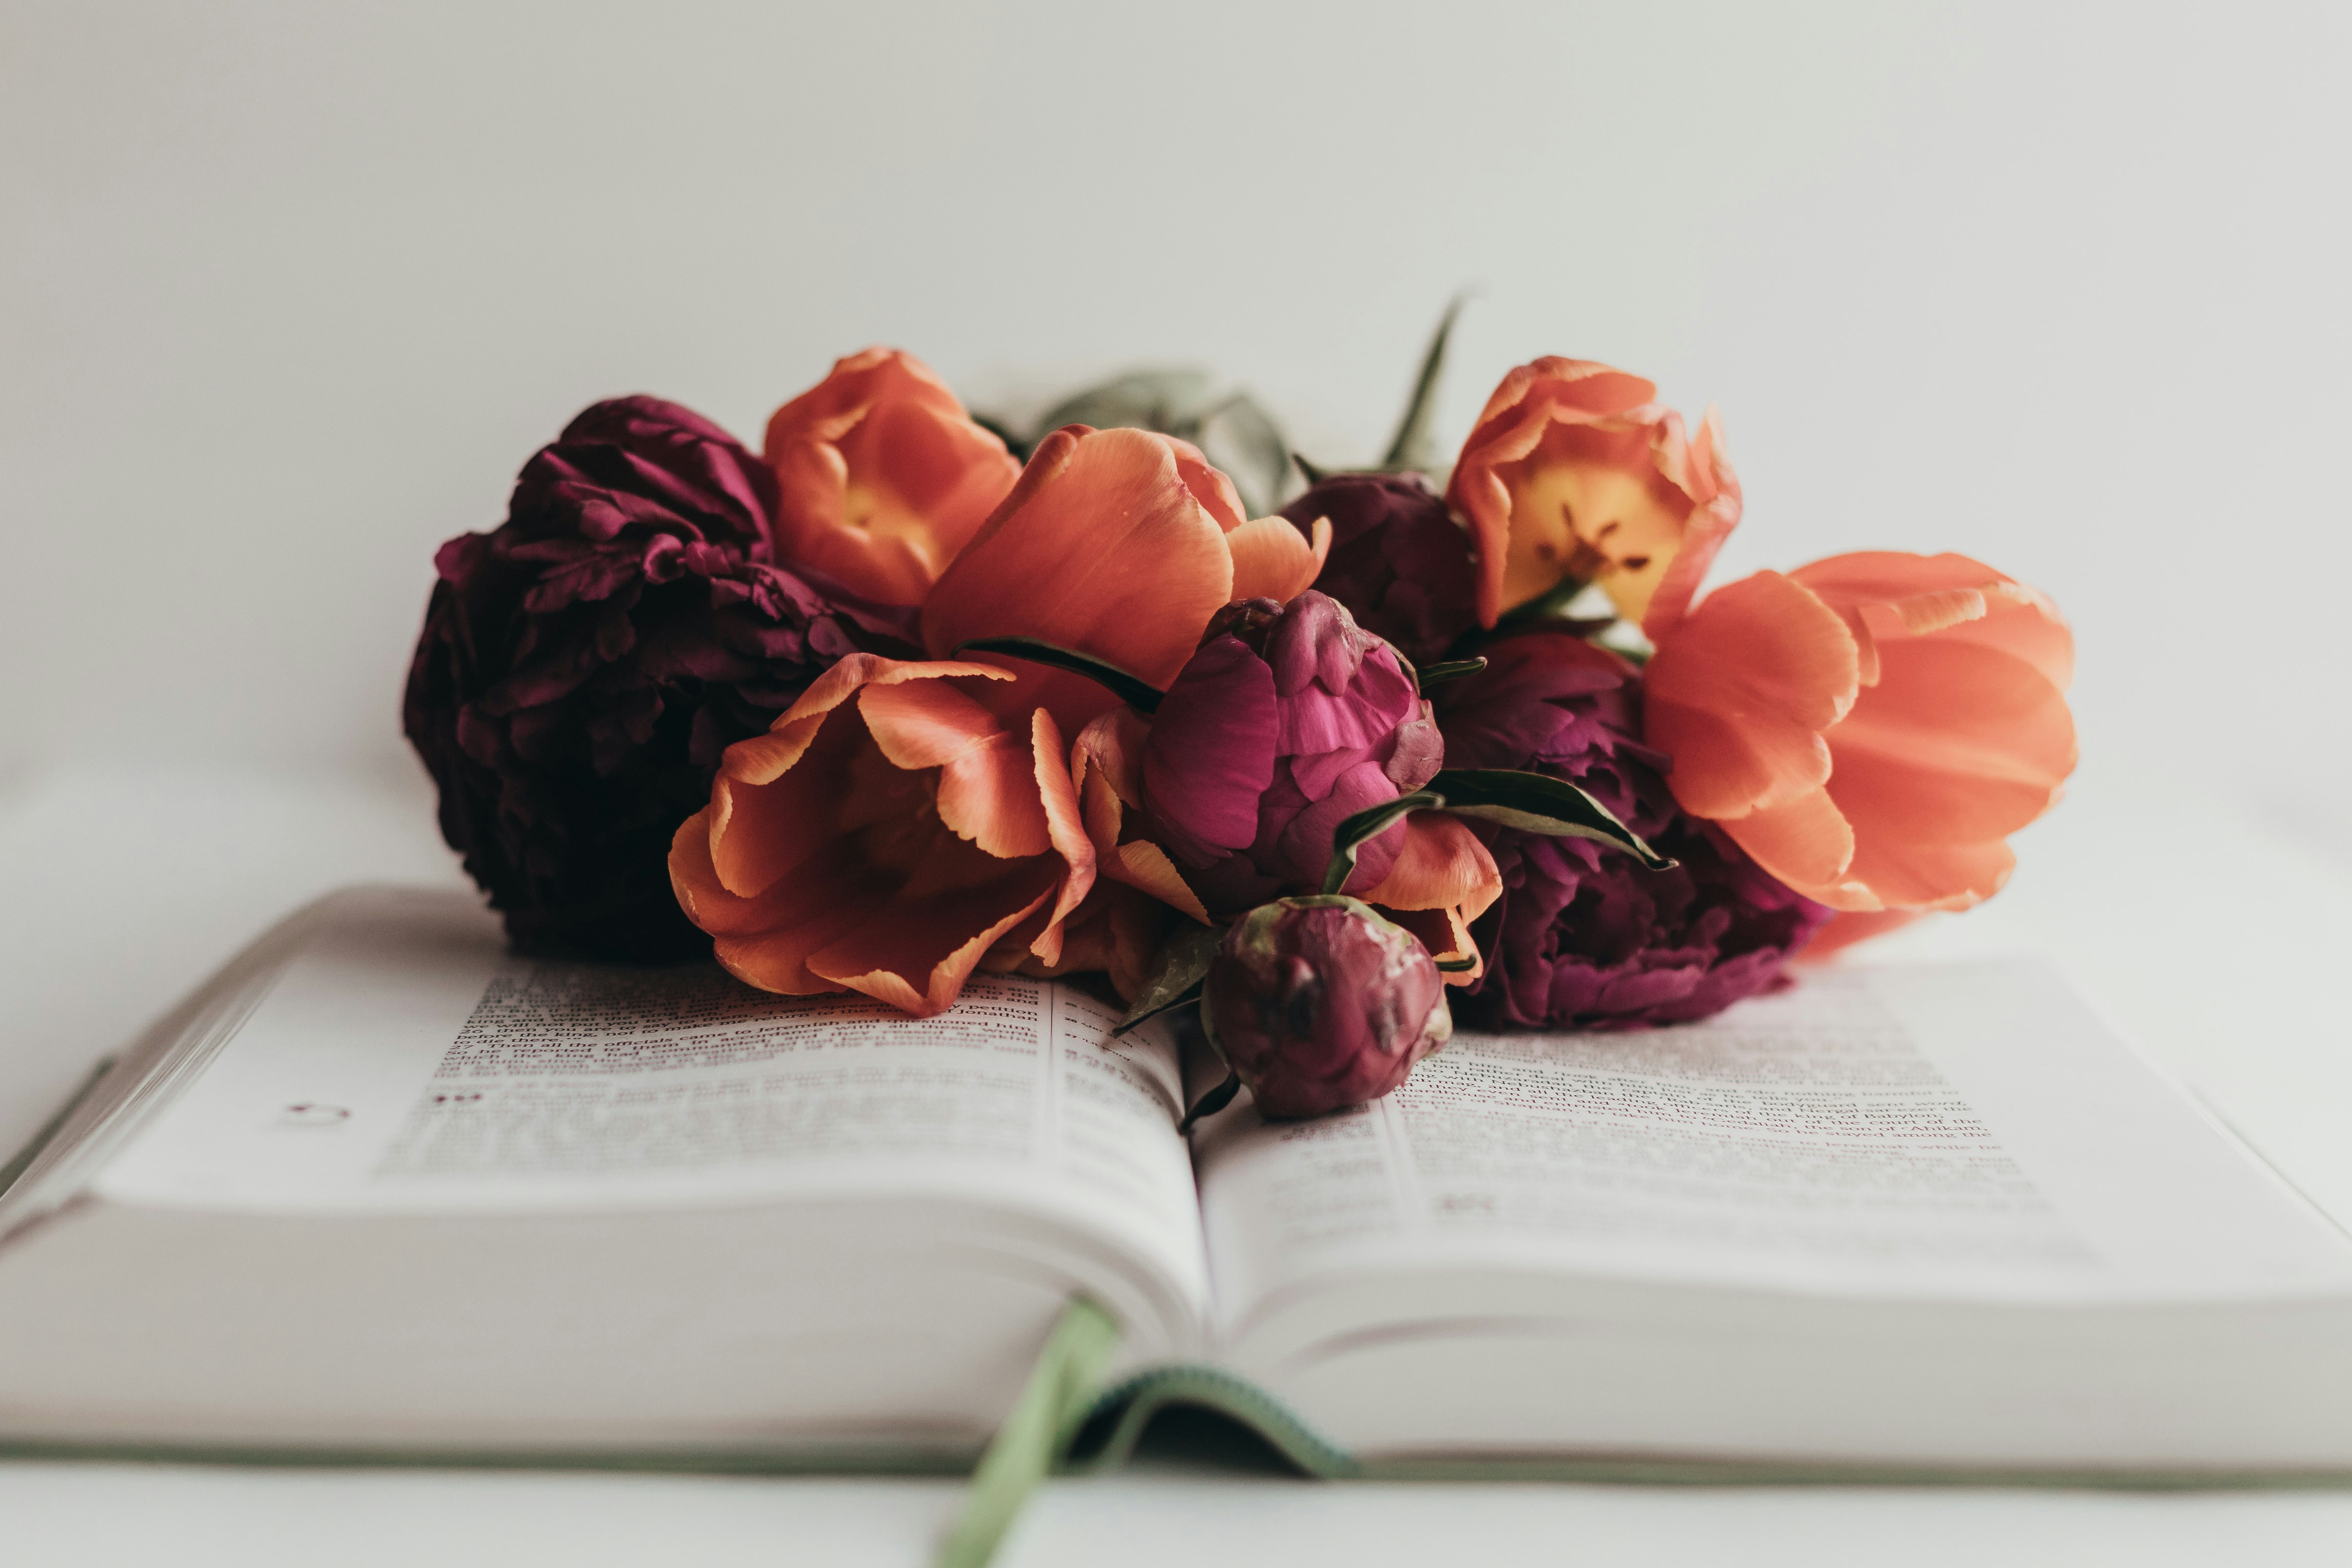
1643;551;2076;913
1446;357;1740;634
673;423;1317;1014
763;348;1022;606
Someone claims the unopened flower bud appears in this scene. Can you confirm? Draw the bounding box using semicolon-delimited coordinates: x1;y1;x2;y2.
1203;895;1451;1119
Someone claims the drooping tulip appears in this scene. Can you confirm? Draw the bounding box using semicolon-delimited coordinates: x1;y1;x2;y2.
1203;895;1452;1119
764;348;1022;606
1446;358;1740;632
1642;551;2076;912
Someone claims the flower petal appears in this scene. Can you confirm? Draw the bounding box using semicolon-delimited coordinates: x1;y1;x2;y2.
1640;407;1742;641
1227;514;1332;604
1025;706;1098;960
763;347;1020;606
1643;571;1860;820
1141;634;1280;866
806;861;1061;1017
1378;904;1484;986
1358;812;1502;921
709;839;903;995
1718;787;1865;909
922;425;1237;689
1824;639;2076;848
1109;839;1212;924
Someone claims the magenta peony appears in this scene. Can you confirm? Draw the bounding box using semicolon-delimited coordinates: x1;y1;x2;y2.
1140;592;1441;914
1278;472;1481;667
1203;895;1452;1119
403;396;915;960
1433;629;1831;1029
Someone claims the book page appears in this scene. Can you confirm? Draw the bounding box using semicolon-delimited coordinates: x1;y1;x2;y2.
93;891;1207;1310
1196;962;2352;1332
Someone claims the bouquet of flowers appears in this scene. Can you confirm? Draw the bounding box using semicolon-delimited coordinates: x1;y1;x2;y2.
405;318;2075;1120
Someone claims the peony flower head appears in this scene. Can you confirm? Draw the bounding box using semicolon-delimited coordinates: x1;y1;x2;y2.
672;422;1323;1015
1435;628;1831;1029
1445;358;1740;634
403;395;914;961
1278;471;1481;667
764;348;1023;607
1140;592;1441;914
1642;551;2076;913
1203;895;1452;1119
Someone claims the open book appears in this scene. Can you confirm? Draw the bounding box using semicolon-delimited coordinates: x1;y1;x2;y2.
6;885;2352;1481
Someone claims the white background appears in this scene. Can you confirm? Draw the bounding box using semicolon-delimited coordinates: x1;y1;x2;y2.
5;0;2349;844
5;4;2352;1564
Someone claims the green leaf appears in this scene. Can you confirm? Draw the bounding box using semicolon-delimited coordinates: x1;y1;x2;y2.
1037;368;1217;439
1380;293;1471;473
1414;657;1487;689
1434;957;1478;973
1426;768;1676;871
1114;920;1228;1034
1321;790;1444;895
1197;391;1293;517
1028;369;1294;514
1179;1072;1242;1135
953;638;1164;714
1292;452;1332;486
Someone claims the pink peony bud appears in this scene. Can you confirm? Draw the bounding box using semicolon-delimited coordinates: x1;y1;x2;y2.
1203;896;1452;1119
1140;591;1441;915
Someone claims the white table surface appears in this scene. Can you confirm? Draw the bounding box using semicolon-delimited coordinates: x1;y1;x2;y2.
6;758;2352;1567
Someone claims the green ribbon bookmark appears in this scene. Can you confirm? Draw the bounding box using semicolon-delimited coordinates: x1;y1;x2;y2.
934;1296;1120;1568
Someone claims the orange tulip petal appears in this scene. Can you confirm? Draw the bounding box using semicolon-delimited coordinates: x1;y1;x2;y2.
1227;514;1332;605
937;738;1055;861
671;807;817;939
1838;833;2016;913
1448;359;1668;628
1719;788;1865;909
707;709;874;898
1643;572;1860;820
1109;838;1212;924
722;655;1012;786
1378;904;1484;986
709;657;1013;897
1796;908;1926;962
1640;408;1742;641
1825;640;2076;847
856;677;1003;772
710;840;902;995
1167;436;1249;532
806;861;1060;1017
922;425;1238;690
1942;585;2075;694
1025;707;1096;960
1359;814;1503;920
763;348;1020;607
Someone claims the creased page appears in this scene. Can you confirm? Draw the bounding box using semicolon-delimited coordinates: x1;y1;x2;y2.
1196;962;2352;1334
95;892;1205;1308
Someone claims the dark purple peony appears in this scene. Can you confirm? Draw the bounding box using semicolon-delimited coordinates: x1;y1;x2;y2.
1279;471;1481;668
1140;592;1441;913
1204;896;1452;1119
403;396;916;960
1435;629;1831;1029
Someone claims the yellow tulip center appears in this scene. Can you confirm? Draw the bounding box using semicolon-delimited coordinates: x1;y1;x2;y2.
1501;459;1686;622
